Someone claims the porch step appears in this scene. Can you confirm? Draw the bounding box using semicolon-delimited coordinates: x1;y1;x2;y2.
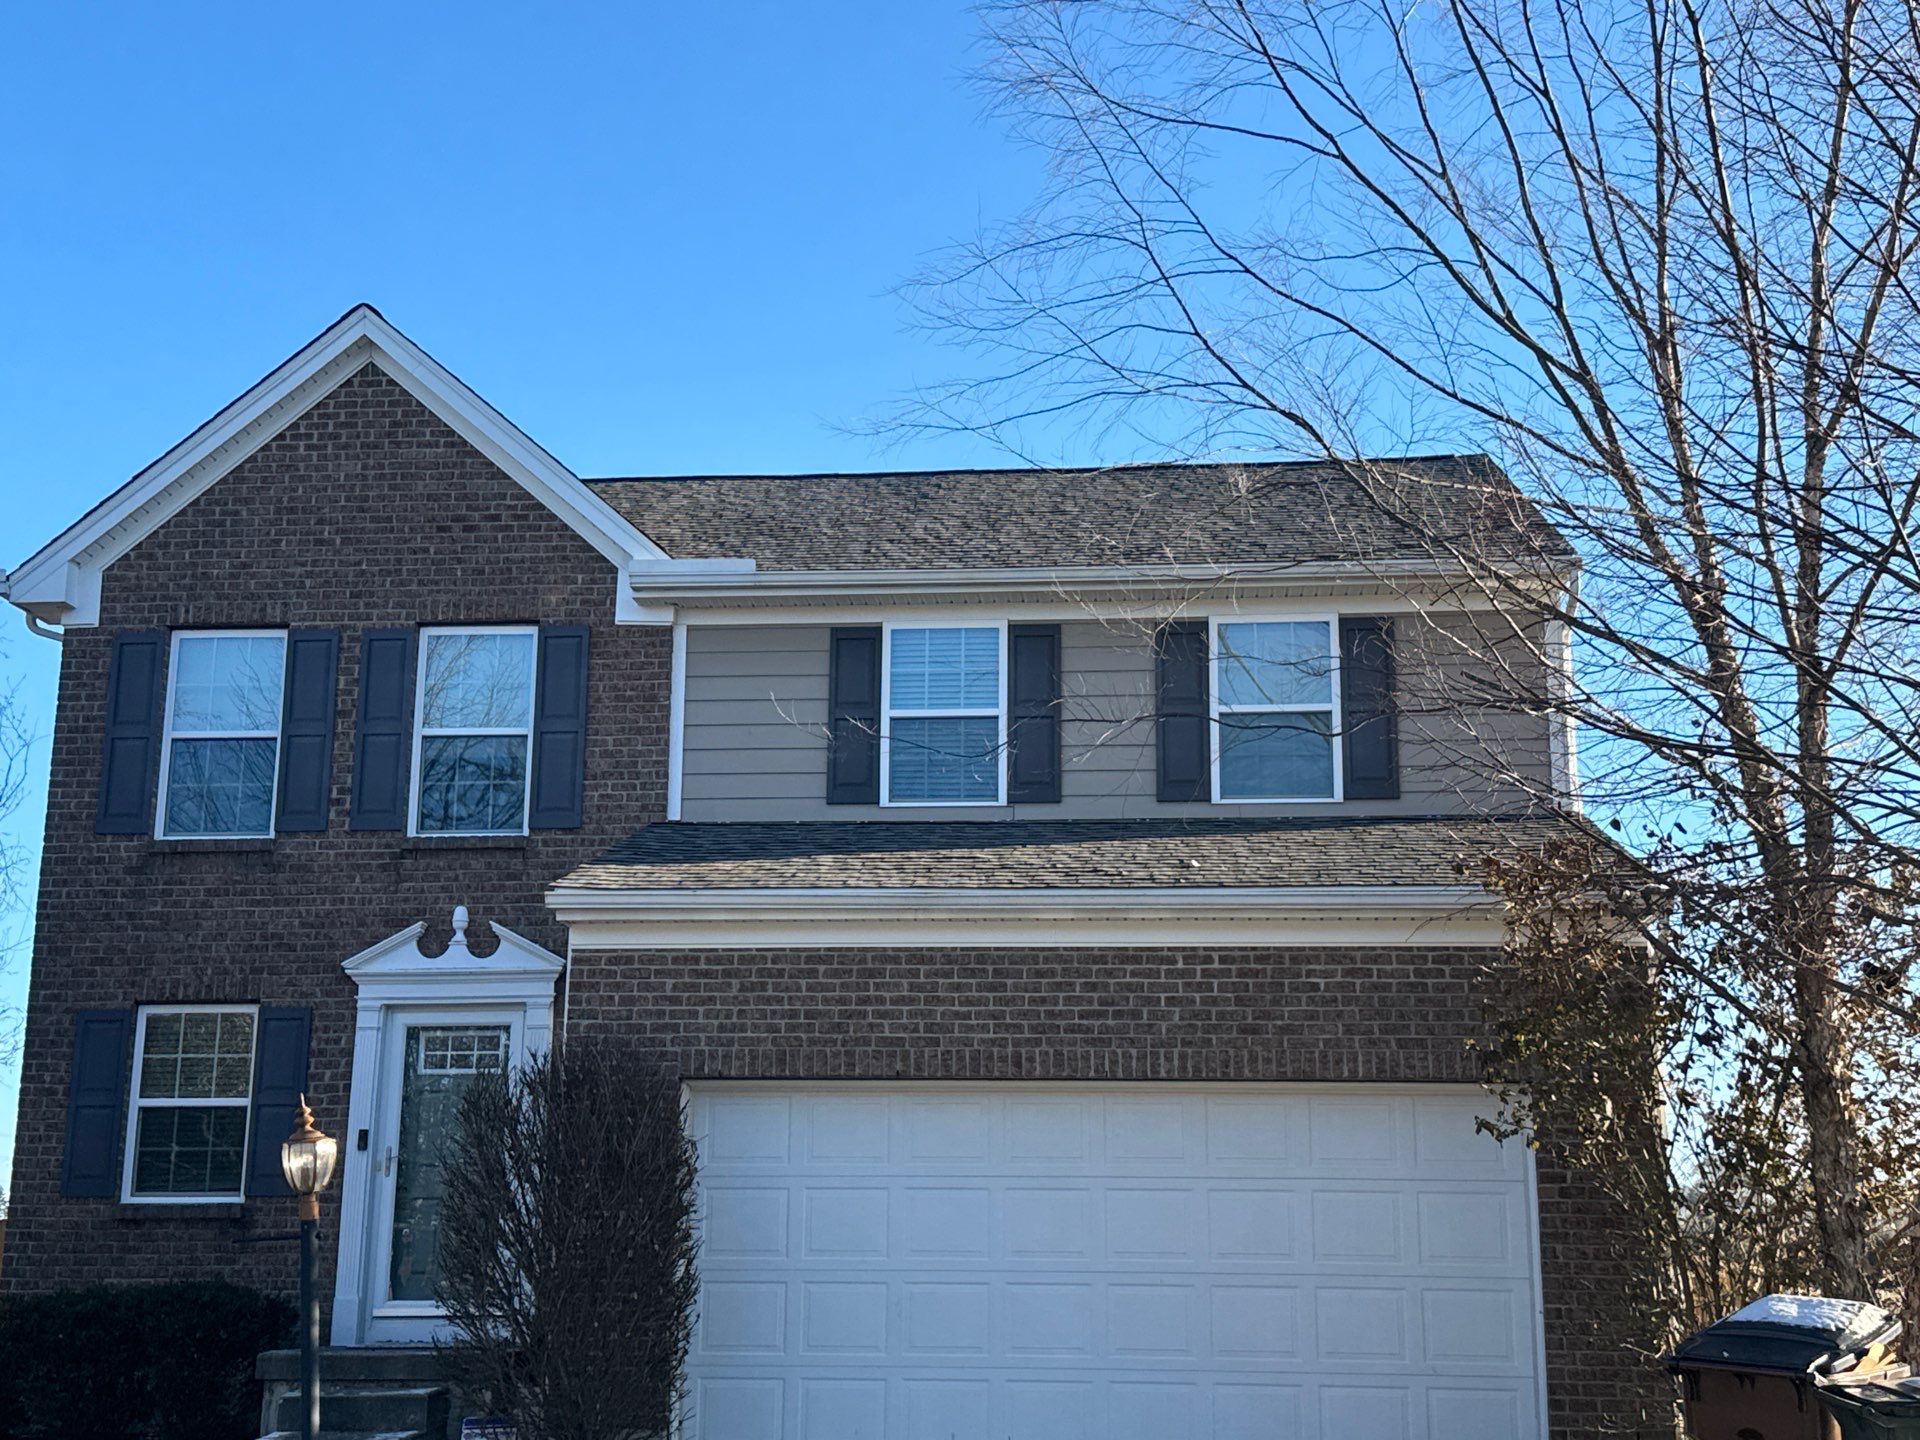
268;1384;449;1437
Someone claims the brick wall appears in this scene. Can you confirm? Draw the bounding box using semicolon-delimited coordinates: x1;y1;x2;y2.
2;363;670;1319
568;943;1672;1439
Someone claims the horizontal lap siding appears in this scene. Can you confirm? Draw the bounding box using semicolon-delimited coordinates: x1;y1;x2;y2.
678;619;1556;820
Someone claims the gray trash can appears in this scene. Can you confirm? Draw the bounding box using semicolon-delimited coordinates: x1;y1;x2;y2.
1671;1295;1904;1440
1819;1376;1920;1439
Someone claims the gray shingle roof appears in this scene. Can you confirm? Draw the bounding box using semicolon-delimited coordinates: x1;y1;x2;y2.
584;456;1571;571
552;817;1579;892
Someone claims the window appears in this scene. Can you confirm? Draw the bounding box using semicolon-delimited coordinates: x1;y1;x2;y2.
1213;618;1340;801
413;627;538;835
157;630;287;838
883;624;1005;804
123;1006;256;1201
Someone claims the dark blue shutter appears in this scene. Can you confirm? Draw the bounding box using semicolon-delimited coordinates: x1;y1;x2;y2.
1341;617;1399;799
827;627;881;804
95;631;165;835
1156;621;1210;802
61;1009;132;1197
530;624;591;829
1008;623;1062;804
349;627;417;831
276;629;340;833
246;1007;312;1197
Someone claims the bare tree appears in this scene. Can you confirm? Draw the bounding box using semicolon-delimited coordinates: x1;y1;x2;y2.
435;1042;699;1440
909;0;1920;1358
0;637;33;1078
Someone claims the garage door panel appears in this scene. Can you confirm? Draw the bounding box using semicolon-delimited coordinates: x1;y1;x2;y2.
685;1086;1544;1440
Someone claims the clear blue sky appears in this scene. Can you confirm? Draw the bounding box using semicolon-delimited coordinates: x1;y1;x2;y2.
0;3;1057;1180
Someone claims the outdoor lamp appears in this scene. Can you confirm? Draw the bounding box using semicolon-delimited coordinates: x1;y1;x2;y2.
282;1095;337;1440
280;1095;339;1221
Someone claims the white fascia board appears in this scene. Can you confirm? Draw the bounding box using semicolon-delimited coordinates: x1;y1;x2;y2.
629;559;1574;614
6;305;700;626
549;883;1506;948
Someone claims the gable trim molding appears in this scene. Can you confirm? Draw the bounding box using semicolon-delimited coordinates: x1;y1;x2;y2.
3;305;748;628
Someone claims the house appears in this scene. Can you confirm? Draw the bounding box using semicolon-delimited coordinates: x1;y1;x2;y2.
0;306;1653;1439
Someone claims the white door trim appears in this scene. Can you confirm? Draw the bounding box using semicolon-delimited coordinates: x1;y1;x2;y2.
329;908;564;1347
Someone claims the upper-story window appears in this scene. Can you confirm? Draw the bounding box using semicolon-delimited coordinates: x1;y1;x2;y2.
883;624;1005;805
122;1004;256;1202
158;630;288;838
412;626;539;835
1213;618;1340;801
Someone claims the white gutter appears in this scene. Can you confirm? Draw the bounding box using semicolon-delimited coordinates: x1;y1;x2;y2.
622;558;1573;608
549;883;1505;948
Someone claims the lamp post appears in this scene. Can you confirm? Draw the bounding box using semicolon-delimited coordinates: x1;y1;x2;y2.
281;1095;340;1440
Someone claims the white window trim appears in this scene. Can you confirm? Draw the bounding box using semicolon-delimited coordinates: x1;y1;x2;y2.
1209;613;1344;804
408;624;540;838
879;620;1008;808
155;628;288;840
120;1002;259;1204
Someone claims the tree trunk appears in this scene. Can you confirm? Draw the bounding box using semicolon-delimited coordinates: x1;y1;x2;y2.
1799;964;1874;1296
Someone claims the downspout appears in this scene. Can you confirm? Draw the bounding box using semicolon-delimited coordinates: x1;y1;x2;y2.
0;569;64;643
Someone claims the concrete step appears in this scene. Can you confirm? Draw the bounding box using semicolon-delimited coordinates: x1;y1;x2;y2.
269;1383;449;1436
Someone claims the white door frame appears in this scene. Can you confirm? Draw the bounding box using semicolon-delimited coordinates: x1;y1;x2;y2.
329;907;563;1347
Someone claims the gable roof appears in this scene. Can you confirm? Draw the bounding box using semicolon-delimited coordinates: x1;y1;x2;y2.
552;815;1575;892
1;305;681;626
584;455;1572;573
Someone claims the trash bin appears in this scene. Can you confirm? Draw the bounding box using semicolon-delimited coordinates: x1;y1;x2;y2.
1820;1376;1920;1439
1671;1295;1905;1440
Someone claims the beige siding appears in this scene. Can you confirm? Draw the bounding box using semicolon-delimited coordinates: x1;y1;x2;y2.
677;616;1554;821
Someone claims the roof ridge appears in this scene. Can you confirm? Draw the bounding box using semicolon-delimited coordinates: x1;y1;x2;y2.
580;453;1492;485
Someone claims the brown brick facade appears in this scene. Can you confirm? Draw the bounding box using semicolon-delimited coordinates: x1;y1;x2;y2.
3;363;669;1320
567;944;1669;1438
2;360;1669;1438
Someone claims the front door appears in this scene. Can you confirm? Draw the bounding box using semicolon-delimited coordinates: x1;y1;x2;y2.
361;1007;521;1343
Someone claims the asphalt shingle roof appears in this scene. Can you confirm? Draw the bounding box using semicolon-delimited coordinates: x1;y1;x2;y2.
552;817;1579;892
584;456;1571;571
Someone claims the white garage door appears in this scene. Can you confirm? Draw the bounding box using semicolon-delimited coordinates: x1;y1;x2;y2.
684;1084;1545;1440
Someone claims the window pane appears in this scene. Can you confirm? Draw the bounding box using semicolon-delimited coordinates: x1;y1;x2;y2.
418;735;529;833
141;1010;254;1100
171;634;285;732
421;632;535;729
132;1105;248;1196
1217;622;1334;708
889;716;999;802
889;628;998;711
1218;712;1335;798
165;738;276;835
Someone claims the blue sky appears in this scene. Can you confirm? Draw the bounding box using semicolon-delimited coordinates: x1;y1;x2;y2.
0;3;1059;1180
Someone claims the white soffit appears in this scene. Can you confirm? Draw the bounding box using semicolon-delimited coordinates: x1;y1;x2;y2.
3;304;743;627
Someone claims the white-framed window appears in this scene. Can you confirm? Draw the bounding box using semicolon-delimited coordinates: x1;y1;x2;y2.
122;1004;257;1202
411;626;540;836
1211;615;1342;802
881;622;1006;805
157;629;288;838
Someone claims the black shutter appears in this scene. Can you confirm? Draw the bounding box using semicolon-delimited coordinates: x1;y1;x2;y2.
246;1007;311;1198
827;626;881;805
276;629;340;833
96;631;165;835
349;627;417;831
1156;621;1211;802
1007;623;1062;804
61;1008;132;1197
1341;616;1399;799
530;624;591;829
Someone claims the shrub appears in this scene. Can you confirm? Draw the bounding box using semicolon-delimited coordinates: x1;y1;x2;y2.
0;1280;294;1440
435;1042;699;1440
